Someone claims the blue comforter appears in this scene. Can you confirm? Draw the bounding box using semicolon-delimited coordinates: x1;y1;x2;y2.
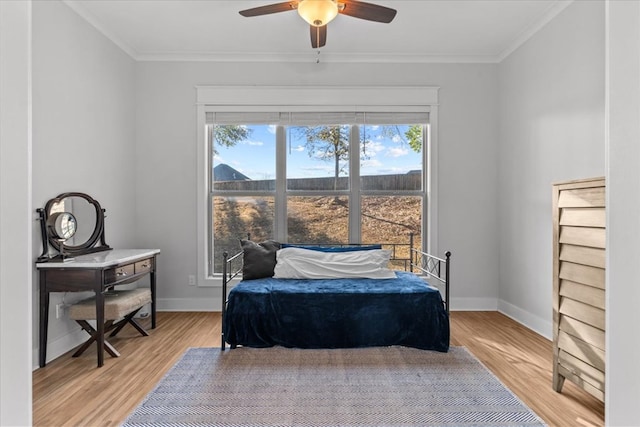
223;271;449;352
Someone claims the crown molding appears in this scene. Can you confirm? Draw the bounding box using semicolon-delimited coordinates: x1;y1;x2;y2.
136;51;500;64
497;0;574;62
63;0;139;60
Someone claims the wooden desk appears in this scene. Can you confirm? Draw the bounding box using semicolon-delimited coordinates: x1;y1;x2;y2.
36;249;160;368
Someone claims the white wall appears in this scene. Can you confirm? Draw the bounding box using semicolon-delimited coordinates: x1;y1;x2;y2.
606;1;640;424
134;62;500;311
497;0;605;337
31;0;137;366
0;1;33;424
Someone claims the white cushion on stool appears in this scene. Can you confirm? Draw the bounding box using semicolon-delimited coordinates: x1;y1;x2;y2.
68;288;151;320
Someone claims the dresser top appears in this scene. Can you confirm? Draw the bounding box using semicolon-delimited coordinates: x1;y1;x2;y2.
36;248;160;269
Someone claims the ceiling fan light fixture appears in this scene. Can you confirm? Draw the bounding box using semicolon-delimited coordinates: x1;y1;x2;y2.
297;0;339;27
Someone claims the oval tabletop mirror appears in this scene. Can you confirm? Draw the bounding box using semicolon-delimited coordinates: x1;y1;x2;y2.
37;192;111;262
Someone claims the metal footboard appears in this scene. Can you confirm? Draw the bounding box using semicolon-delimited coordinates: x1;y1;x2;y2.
221;250;243;351
411;249;451;314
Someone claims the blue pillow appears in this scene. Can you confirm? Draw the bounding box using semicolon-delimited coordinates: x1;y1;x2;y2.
280;243;382;252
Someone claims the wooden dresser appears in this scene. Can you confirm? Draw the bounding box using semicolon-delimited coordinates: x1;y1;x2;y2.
552;177;605;402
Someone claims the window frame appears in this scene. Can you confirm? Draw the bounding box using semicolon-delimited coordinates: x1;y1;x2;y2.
196;86;440;287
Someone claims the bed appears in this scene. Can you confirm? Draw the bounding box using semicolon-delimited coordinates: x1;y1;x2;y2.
221;240;451;352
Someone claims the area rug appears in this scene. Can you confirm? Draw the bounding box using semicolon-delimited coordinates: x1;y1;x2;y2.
123;346;546;427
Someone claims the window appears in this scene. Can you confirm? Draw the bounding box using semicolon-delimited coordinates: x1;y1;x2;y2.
207;114;428;274
210;122;276;273
195;86;439;285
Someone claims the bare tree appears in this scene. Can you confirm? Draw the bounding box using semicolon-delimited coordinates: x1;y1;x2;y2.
295;125;350;190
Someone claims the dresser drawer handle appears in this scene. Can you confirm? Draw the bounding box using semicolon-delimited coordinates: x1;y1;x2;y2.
116;270;127;276
140;263;148;268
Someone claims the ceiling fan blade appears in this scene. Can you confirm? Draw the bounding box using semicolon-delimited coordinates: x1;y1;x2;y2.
339;0;397;23
239;2;297;17
310;24;327;48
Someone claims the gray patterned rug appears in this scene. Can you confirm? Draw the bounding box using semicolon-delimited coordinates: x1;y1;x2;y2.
123;346;546;427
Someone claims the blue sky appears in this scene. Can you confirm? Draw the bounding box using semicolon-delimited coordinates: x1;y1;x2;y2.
214;124;422;181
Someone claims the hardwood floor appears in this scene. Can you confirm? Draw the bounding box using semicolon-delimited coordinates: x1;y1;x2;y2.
33;311;604;426
450;312;604;427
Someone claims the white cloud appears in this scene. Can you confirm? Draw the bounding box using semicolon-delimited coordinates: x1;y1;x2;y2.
312;151;326;160
362;141;385;156
244;140;264;146
387;147;409;157
267;125;277;134
361;159;383;168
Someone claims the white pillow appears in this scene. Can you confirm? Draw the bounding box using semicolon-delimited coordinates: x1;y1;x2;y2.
273;247;396;279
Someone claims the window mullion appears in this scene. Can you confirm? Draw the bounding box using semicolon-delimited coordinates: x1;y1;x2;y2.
275;125;287;242
206;123;213;277
349;125;361;244
425;108;437;255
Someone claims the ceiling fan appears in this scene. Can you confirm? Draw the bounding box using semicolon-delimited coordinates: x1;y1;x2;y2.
239;0;397;48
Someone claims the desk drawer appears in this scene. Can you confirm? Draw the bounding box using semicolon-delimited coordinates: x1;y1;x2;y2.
135;258;153;274
105;264;134;283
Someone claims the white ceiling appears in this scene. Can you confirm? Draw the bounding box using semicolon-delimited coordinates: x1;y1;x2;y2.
64;0;571;63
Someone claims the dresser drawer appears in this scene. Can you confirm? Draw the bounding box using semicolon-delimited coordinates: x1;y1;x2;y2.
105;264;135;283
135;258;153;274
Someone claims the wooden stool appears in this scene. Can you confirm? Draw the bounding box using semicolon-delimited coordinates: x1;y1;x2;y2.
68;288;152;359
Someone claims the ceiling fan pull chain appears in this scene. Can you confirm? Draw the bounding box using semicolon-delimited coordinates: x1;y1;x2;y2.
316;25;321;63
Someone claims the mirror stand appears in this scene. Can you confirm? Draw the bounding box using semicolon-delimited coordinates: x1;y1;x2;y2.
37;192;112;263
48;239;74;263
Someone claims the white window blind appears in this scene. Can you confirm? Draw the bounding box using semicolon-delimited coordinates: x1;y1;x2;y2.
206;111;429;126
205;112;284;125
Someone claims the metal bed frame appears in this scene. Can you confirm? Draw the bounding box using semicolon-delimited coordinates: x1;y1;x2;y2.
221;244;450;351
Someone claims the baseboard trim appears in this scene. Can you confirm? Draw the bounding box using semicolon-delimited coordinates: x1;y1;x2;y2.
497;299;552;340
157;297;220;312
32;327;87;371
450;297;498;311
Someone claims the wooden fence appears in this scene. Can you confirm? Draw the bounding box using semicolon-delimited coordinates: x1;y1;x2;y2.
214;172;421;191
